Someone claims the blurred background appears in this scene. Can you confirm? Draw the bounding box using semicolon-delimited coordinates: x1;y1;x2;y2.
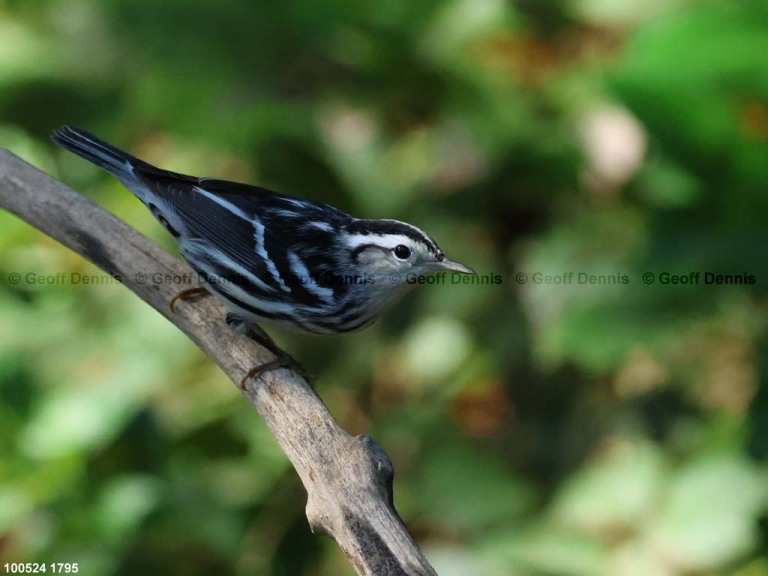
1;0;767;574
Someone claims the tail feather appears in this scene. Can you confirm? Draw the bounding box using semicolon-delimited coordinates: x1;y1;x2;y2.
51;126;137;180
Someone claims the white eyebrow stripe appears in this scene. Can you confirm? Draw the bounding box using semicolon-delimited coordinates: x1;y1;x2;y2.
193;185;251;221
343;233;417;251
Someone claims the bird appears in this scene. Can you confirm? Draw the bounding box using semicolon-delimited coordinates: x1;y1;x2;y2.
51;126;476;387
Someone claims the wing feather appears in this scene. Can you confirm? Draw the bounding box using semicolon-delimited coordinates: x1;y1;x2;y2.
133;170;352;308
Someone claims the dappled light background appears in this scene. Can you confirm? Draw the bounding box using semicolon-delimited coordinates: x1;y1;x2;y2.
1;0;767;574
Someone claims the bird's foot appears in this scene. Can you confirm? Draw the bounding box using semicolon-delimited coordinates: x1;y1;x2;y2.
225;314;316;390
169;287;211;314
239;352;316;390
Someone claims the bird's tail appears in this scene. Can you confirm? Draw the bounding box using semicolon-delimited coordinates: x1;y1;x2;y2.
51;126;138;181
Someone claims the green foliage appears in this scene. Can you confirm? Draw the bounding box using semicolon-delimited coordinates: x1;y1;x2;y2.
1;0;767;574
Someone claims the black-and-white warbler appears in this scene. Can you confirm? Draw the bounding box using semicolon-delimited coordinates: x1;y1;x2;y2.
52;126;475;384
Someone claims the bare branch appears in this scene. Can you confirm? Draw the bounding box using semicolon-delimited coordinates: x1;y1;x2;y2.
0;149;437;576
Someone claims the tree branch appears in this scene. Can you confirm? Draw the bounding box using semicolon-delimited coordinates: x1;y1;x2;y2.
0;149;437;576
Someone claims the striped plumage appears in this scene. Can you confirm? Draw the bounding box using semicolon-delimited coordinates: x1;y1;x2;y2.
51;126;475;343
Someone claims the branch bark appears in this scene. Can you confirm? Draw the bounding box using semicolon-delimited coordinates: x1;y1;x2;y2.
0;149;437;576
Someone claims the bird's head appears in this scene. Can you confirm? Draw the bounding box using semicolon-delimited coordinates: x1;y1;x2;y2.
343;219;475;287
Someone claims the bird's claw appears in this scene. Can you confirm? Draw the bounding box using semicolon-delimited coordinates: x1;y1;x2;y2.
169;287;210;314
240;353;316;390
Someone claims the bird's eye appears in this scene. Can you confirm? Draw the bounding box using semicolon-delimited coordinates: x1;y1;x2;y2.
393;245;411;260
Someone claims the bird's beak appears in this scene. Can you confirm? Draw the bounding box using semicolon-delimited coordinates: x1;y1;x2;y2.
436;259;476;275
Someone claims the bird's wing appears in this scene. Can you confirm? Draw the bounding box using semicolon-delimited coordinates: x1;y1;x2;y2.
134;171;350;307
52;126;355;314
